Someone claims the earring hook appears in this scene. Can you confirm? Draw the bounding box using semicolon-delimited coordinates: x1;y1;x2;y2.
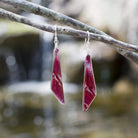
85;31;90;55
86;31;90;45
54;25;58;48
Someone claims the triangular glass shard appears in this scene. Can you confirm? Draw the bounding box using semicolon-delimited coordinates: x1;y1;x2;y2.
51;48;65;104
83;54;96;111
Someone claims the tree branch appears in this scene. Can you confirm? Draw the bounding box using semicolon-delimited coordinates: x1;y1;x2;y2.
0;1;138;64
0;8;137;53
118;50;138;64
0;0;107;36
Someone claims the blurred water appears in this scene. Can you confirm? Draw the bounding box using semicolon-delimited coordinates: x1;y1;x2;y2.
41;32;54;81
0;49;20;83
0;82;138;138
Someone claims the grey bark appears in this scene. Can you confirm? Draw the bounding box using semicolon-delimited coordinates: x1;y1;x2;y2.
0;0;138;64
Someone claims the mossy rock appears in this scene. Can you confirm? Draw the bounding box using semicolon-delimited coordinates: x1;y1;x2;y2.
0;20;37;35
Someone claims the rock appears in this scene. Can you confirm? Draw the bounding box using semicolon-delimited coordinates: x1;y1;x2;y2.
0;21;37;37
0;32;41;84
1;33;40;49
0;53;9;84
60;41;84;83
128;63;138;82
113;78;135;95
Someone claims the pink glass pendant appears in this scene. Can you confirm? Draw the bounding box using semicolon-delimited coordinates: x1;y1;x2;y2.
51;48;65;104
83;54;96;111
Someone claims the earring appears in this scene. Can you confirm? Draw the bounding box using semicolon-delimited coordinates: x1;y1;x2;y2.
83;31;97;111
51;25;65;104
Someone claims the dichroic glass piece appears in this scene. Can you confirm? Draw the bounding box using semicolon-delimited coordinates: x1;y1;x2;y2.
83;54;96;111
51;48;65;104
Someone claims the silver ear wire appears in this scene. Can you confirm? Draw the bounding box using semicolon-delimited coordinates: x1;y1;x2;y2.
86;31;90;45
86;31;90;54
54;25;58;48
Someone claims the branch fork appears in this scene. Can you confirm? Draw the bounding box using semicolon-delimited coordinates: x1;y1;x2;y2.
0;0;138;64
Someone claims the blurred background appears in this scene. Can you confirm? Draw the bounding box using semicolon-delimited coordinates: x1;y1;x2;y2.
0;0;138;138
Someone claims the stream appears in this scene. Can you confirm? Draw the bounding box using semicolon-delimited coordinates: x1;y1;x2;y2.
0;81;137;138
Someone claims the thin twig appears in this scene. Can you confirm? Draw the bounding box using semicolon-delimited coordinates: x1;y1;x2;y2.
1;0;138;64
118;50;138;64
0;8;138;54
1;0;108;36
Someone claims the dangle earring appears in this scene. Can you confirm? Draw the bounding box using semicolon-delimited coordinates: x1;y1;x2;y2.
51;25;65;104
83;31;97;111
